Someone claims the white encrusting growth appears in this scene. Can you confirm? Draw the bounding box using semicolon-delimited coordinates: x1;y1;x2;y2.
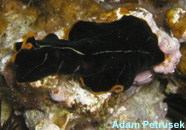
49;76;111;110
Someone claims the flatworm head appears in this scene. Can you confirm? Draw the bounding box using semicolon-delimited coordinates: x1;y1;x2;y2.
12;33;78;82
12;16;165;94
12;33;36;63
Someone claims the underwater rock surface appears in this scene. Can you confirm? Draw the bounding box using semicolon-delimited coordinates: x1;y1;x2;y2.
24;80;170;130
166;7;186;42
0;0;185;130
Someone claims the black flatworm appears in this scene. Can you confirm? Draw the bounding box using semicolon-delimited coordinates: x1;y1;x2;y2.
12;16;164;94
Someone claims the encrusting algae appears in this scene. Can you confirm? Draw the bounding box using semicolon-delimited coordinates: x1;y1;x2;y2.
166;7;186;41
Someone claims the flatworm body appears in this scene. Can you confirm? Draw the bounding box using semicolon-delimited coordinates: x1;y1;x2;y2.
12;16;164;93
